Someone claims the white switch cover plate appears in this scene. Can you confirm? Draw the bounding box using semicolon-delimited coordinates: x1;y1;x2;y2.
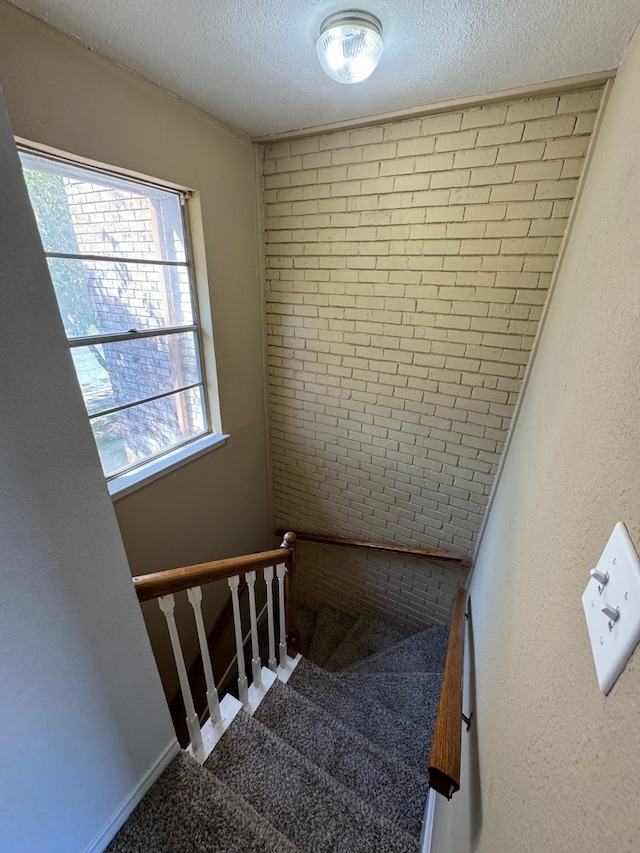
582;522;640;694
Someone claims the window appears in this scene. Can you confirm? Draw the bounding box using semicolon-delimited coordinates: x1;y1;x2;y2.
19;147;219;489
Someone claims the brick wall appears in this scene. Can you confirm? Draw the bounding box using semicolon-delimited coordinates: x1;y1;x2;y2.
262;88;603;625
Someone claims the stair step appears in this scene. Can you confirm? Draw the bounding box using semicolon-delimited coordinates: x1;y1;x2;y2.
334;672;444;730
306;603;358;666
288;658;434;772
106;751;299;853
204;710;420;853
323;610;417;671
254;678;429;839
345;623;450;674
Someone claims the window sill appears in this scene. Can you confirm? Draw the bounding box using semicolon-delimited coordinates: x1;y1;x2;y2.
108;433;229;500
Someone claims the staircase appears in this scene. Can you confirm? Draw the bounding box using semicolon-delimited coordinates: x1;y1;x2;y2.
106;603;449;852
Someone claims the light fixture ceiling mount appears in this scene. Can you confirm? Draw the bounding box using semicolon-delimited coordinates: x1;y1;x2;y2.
316;10;384;85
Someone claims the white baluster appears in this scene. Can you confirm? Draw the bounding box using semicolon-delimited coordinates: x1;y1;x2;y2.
158;594;204;756
276;562;287;669
263;565;277;672
186;586;221;725
228;575;249;708
246;571;262;689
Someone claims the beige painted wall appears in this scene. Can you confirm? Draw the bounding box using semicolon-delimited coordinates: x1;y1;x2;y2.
261;88;601;626
433;24;640;853
0;1;270;693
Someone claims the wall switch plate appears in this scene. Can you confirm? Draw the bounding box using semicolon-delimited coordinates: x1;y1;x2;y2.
582;522;640;694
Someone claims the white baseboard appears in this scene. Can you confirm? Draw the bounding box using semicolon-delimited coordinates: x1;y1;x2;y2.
419;788;436;853
83;738;180;853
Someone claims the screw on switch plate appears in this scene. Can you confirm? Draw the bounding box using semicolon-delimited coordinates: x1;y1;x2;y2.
582;522;640;694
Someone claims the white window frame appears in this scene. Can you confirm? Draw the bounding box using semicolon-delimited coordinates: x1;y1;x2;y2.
18;140;227;499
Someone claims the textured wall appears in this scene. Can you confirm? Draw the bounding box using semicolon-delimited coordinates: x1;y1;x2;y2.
433;25;640;853
262;87;601;623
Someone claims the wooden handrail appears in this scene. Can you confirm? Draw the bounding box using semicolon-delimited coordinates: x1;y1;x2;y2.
274;528;463;563
133;533;296;603
428;587;467;799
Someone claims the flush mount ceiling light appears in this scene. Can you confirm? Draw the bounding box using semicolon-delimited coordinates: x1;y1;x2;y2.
316;11;384;84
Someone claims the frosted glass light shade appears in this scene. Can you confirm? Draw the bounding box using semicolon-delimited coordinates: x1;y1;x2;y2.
316;11;383;84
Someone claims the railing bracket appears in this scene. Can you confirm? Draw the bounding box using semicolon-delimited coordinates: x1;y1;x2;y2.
462;711;473;731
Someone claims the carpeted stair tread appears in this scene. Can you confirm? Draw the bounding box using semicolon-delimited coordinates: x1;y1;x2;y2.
346;623;449;675
323;610;417;672
306;603;358;666
254;678;429;839
205;710;419;853
288;658;433;772
331;672;443;730
106;751;299;853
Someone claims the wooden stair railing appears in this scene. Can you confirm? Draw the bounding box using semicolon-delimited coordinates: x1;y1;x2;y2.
428;587;467;799
132;532;299;761
274;528;464;563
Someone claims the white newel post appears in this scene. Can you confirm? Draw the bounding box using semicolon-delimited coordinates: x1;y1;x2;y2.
276;562;287;669
186;586;221;725
246;570;262;689
158;593;204;756
263;565;277;672
228;575;249;708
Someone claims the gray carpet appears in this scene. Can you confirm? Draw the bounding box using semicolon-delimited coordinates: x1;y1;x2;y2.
346;623;450;674
106;752;298;853
254;678;429;838
288;658;434;771
306;603;357;666
205;711;419;853
106;601;449;851
323;610;417;671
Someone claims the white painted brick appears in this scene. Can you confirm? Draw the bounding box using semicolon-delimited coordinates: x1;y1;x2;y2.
496;141;546;163
523;116;577;140
435;130;478;151
485;220;530;238
557;89;602;113
476;123;524;147
463;203;507;221
460;104;508;129
383;119;424;140
506;97;558;123
431;170;471;189
350;126;385;146
575;113;597;135
453;147;498;169
362;142;398;161
490;183;536;201
535;179;579;199
560;158;584;179
397;137;437;157
414;152;455;172
470;165;516;185
421;112;463;135
263;85;600;617
544;136;590;159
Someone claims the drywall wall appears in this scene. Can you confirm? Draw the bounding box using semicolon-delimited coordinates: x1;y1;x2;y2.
0;87;175;852
432;23;640;853
0;1;271;694
262;88;601;625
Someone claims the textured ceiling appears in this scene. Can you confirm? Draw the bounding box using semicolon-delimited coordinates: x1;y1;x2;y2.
9;0;640;137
